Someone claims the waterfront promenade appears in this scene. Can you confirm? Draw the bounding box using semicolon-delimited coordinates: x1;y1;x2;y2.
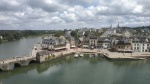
53;48;150;60
76;48;150;60
1;43;150;71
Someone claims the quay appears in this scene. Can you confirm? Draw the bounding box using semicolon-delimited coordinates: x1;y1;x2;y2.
0;43;150;72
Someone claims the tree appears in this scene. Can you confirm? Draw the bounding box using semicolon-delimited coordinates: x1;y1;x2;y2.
6;33;14;41
13;31;22;40
54;31;64;37
71;30;77;37
84;31;89;37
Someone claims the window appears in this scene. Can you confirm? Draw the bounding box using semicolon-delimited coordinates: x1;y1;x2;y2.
134;44;136;46
134;47;136;50
137;44;139;46
137;47;139;49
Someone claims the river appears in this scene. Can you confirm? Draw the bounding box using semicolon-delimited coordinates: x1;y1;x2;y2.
0;37;42;59
0;37;150;84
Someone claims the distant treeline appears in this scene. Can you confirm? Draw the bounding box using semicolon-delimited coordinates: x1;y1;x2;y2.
0;25;150;43
0;30;57;42
120;25;150;29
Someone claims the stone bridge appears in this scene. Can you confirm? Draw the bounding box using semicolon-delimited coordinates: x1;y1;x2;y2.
0;56;36;71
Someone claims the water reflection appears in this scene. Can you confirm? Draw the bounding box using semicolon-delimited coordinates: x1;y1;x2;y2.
0;55;149;79
0;37;42;59
1;55;150;84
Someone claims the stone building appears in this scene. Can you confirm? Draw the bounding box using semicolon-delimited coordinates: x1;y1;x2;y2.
36;51;52;63
113;40;132;53
88;33;98;48
97;38;111;49
122;30;131;37
66;36;76;48
42;35;67;51
132;37;150;52
82;37;89;48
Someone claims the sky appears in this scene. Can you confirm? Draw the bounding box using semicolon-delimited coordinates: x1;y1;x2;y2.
0;0;150;30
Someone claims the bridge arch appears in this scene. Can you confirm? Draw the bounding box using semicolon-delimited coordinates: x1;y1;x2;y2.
0;68;2;72
28;60;36;65
14;63;21;68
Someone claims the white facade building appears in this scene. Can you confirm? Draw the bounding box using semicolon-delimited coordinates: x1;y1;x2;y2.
42;36;67;50
123;30;131;37
132;38;150;52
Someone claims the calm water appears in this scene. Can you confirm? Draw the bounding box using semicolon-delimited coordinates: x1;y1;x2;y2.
1;37;150;84
0;56;150;84
0;37;42;59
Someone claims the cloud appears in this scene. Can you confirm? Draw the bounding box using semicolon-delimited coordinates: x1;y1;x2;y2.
25;0;68;12
0;0;23;11
0;0;150;30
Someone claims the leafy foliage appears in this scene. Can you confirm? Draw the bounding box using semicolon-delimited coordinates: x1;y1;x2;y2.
0;30;54;42
54;30;64;37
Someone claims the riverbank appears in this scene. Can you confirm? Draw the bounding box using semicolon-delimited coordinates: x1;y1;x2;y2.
36;47;150;64
1;55;150;84
1;42;150;72
0;34;48;44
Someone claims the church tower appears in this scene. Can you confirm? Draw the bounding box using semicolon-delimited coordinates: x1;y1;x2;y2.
110;24;112;29
117;22;120;28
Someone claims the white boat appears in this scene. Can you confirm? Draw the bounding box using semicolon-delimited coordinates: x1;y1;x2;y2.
95;54;98;57
89;54;92;57
79;53;84;57
74;54;79;58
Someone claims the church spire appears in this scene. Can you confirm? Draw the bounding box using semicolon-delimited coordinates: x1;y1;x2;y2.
117;22;120;28
110;24;112;29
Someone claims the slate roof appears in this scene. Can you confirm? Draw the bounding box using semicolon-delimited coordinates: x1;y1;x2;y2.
97;37;111;43
132;37;150;43
42;36;66;45
115;40;131;45
88;32;97;39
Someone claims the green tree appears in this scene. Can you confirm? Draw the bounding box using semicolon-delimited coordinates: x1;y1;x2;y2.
70;30;77;37
94;31;102;37
6;33;14;41
54;31;64;37
84;31;89;37
13;31;22;40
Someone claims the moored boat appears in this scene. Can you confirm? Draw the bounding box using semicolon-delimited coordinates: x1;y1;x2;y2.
95;54;98;57
74;54;79;58
79;53;84;57
89;54;93;57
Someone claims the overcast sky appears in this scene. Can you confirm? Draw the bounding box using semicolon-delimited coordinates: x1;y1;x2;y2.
0;0;150;30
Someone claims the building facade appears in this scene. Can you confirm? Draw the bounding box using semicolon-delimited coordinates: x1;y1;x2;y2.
42;35;67;51
132;38;150;52
113;40;132;53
